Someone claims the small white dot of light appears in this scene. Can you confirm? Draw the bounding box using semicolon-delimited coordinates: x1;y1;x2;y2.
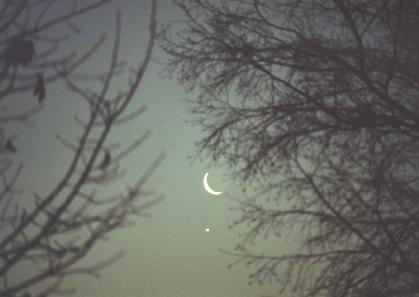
205;228;210;232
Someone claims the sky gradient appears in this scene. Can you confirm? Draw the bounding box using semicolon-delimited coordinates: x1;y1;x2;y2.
9;1;279;296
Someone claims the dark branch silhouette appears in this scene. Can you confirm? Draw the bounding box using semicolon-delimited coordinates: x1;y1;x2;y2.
0;1;163;297
161;1;419;296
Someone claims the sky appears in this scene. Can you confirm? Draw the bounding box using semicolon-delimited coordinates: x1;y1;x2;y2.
4;1;416;296
7;1;280;297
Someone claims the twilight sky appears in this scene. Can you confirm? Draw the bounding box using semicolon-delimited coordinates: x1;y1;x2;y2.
9;1;280;297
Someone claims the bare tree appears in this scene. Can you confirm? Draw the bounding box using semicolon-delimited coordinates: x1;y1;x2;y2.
161;0;419;296
0;1;164;296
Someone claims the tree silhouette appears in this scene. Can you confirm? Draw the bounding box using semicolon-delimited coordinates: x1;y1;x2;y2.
0;1;163;296
161;0;419;296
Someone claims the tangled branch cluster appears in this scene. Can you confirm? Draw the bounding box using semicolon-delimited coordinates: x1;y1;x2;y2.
162;0;419;296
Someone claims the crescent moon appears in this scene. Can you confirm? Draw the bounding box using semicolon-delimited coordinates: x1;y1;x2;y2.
203;173;222;195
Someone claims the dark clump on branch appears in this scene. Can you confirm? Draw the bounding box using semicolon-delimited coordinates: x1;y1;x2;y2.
33;73;46;104
0;1;162;297
4;138;17;154
1;38;35;66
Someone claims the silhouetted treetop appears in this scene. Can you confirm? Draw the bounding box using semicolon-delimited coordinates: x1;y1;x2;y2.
162;1;419;296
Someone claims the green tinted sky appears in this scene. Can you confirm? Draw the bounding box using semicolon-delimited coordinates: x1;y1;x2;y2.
10;1;280;297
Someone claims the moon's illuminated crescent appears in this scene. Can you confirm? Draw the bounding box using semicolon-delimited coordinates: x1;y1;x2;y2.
203;173;222;195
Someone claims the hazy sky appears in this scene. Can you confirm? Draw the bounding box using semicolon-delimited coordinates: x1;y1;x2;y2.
9;1;279;296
